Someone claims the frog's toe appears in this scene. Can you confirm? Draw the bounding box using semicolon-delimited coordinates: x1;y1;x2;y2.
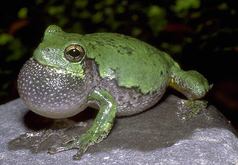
48;137;79;154
48;144;68;154
8;129;60;153
73;149;85;160
48;134;91;159
177;99;208;120
48;146;70;154
71;143;89;160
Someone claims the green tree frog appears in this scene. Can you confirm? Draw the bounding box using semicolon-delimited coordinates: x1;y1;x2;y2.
17;25;210;159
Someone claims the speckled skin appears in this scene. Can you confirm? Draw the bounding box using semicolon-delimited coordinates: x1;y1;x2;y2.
17;25;210;159
18;58;93;118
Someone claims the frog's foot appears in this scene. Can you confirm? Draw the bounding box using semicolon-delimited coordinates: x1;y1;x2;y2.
48;130;109;160
49;89;117;160
8;129;67;153
177;99;208;120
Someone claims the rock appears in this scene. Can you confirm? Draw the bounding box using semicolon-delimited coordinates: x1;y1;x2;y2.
0;95;238;165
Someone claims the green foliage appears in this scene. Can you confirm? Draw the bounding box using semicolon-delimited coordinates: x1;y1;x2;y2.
147;5;167;35
0;34;13;45
18;7;28;19
173;0;200;14
0;33;26;62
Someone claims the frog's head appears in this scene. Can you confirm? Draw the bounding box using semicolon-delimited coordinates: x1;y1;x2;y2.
17;25;91;119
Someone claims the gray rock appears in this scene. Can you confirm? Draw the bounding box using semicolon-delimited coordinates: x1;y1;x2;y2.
0;95;238;165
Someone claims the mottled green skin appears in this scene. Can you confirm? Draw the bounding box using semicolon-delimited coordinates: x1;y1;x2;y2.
34;25;176;94
83;33;174;94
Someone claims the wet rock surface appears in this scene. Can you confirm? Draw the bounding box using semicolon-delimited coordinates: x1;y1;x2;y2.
1;95;238;165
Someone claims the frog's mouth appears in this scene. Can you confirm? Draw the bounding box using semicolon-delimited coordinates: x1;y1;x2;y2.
17;58;88;119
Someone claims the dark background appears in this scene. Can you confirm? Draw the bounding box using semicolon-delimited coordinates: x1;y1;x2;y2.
0;0;237;129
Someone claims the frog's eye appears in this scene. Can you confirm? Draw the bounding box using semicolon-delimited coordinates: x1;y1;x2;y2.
64;44;85;62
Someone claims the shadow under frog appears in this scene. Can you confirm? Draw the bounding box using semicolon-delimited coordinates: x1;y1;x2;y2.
9;94;233;157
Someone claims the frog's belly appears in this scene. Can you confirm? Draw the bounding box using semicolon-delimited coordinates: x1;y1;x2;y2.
99;79;167;116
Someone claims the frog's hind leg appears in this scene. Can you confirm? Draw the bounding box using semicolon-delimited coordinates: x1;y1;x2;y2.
169;64;211;119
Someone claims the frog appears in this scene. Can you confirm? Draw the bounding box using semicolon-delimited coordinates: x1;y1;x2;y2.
16;25;210;160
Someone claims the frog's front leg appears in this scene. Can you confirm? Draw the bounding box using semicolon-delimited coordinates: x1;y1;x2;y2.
169;65;211;119
49;89;117;160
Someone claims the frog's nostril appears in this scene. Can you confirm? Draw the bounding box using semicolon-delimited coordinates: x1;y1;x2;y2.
45;48;51;52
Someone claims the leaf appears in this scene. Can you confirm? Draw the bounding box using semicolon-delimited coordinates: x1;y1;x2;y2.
18;7;28;19
146;5;167;35
0;34;13;45
172;0;200;14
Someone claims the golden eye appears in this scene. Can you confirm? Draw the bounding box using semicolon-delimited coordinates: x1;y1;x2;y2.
64;44;85;62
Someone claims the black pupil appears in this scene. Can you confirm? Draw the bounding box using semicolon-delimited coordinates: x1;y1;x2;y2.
64;45;84;62
68;49;80;57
